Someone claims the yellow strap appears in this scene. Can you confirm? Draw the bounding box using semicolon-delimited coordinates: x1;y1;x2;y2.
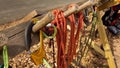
31;30;46;65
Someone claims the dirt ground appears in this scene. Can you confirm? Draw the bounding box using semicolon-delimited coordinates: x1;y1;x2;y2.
109;35;120;67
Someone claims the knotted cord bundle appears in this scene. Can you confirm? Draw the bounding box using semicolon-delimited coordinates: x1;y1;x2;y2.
42;4;84;68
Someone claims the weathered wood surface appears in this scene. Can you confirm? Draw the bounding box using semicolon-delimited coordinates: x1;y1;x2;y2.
32;0;97;32
0;10;40;57
0;22;40;57
0;0;87;57
0;0;87;24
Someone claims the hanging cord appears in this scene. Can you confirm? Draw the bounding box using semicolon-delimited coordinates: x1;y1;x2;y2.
51;9;67;68
42;24;57;39
42;4;84;67
79;11;97;64
83;6;97;57
42;9;67;68
50;7;84;68
76;25;87;65
83;12;97;57
42;24;57;67
67;4;84;65
3;45;8;68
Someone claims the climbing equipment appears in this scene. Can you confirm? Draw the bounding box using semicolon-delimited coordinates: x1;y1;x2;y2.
67;10;84;65
78;12;97;65
49;3;84;67
50;9;68;68
25;3;84;67
30;30;51;68
42;24;57;39
32;0;98;32
3;45;8;68
25;1;118;68
31;30;47;65
0;46;9;68
0;33;11;68
25;21;34;51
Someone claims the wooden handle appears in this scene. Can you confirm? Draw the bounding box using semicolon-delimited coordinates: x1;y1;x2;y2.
32;12;54;32
32;0;98;32
78;0;94;11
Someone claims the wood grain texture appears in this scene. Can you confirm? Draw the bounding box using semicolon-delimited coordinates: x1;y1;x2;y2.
1;22;39;57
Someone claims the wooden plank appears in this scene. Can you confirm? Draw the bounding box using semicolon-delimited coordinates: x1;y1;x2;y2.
0;10;40;57
1;22;39;57
32;0;99;32
7;30;39;57
1;22;28;38
0;10;38;31
0;0;86;24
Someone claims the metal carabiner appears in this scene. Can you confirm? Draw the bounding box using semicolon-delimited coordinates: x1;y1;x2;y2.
42;24;57;39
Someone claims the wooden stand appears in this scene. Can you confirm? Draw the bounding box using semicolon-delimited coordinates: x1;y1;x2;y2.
32;0;99;32
96;11;116;68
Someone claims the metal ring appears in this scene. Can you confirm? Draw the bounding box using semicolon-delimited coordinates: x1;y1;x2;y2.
42;25;57;39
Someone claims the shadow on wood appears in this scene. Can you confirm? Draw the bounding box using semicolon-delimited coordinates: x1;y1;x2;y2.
0;22;39;58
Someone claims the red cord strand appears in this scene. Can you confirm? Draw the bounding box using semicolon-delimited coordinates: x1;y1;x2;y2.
49;4;84;68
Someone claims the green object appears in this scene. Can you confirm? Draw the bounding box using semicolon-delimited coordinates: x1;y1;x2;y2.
84;12;97;56
3;45;8;68
0;65;2;68
43;58;51;68
43;25;57;39
79;12;97;62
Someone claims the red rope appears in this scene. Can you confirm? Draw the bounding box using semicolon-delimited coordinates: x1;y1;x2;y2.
51;9;67;68
49;4;84;68
67;4;84;64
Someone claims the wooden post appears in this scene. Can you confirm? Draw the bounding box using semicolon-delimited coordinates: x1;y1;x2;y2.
96;11;116;68
32;0;99;32
90;40;105;56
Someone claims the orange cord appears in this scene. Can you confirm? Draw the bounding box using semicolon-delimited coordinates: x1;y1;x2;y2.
51;9;67;68
45;4;84;68
67;4;84;65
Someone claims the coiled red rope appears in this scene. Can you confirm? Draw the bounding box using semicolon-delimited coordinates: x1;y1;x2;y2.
49;4;84;68
67;4;84;65
51;9;67;68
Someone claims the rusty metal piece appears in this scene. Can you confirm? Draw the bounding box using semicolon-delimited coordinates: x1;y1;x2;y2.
25;21;34;51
